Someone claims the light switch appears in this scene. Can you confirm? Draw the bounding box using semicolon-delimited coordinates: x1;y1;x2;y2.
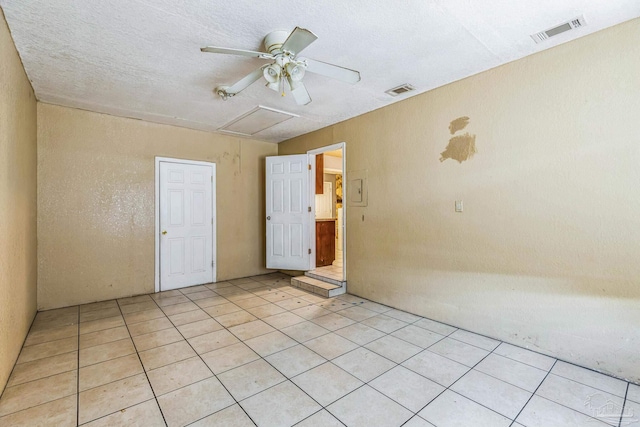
455;200;463;212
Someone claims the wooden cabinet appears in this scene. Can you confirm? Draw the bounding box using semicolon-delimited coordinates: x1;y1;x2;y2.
316;219;335;267
315;154;324;194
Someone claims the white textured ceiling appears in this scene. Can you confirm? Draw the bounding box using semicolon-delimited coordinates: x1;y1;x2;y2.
1;1;639;142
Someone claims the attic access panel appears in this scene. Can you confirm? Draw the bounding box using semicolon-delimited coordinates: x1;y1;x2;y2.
218;106;299;136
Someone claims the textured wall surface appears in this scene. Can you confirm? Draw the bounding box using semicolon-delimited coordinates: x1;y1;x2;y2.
279;19;640;383
0;9;37;394
37;104;277;309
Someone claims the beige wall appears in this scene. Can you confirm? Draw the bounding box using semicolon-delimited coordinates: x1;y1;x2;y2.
38;104;277;309
280;19;640;383
0;9;37;393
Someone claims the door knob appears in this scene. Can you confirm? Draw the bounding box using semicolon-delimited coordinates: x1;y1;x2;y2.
162;230;167;235
266;216;271;220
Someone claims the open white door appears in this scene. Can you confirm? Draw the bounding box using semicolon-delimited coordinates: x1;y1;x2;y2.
266;155;311;270
159;160;215;290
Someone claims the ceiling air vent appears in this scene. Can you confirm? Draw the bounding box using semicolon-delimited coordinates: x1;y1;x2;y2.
385;84;415;97
531;15;586;43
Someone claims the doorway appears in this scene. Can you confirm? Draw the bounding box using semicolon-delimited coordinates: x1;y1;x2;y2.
154;157;216;292
264;144;346;286
308;143;346;284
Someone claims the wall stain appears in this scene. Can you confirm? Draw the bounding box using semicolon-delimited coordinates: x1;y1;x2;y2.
441;116;477;163
234;140;242;176
448;116;470;135
440;133;477;163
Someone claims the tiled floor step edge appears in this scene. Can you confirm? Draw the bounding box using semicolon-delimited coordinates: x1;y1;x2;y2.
291;276;346;298
304;271;344;287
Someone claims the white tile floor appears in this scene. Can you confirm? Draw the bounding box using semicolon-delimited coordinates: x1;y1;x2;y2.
0;272;638;426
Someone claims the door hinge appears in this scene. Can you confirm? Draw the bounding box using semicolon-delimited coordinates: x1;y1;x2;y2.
211;260;214;267
308;248;312;255
308;164;311;170
308;206;311;212
211;176;213;182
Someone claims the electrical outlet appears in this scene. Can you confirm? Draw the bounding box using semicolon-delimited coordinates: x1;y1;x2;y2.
455;200;463;212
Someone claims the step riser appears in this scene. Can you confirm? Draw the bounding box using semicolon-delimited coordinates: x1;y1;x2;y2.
291;278;345;298
328;287;346;297
304;272;344;287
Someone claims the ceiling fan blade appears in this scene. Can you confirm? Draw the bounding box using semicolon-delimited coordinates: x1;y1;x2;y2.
226;66;266;95
290;81;312;106
303;58;361;84
201;46;273;59
281;27;318;55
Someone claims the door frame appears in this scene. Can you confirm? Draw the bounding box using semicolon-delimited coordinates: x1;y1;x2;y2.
307;142;346;281
154;156;217;293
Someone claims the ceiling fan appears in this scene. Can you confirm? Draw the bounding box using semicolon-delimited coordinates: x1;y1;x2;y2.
201;27;361;106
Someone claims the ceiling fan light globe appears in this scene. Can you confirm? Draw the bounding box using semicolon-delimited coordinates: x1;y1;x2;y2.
263;64;281;84
285;63;305;82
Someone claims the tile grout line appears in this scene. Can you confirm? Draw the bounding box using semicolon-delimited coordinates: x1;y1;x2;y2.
327;358;409;413
461;339;614;423
507;359;558;427
75;354;142;394
221;328;346;423
1;350;79;388
78;316;126;334
158;288;259;427
75;337;134;366
533;394;619;426
420;335;551;396
214;335;327;424
114;298;169;427
507;362;628;427
291;408;348;427
0;312;77;421
545;371;629;401
410;338;509;425
2;394;78;423
491;347;555;372
75;398;160;427
618;383;630;427
414;315;634;390
15;332;77;351
76;307;80;427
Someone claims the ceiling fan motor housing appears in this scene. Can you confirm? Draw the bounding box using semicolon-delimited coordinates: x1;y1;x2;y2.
263;30;290;54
